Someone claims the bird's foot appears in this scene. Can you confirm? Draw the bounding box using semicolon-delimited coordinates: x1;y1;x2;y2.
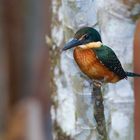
92;80;103;88
79;73;105;88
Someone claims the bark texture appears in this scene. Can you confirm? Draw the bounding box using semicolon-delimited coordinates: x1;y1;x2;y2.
92;86;107;140
48;0;140;140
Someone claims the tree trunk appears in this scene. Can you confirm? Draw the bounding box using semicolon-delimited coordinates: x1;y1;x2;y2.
48;0;140;140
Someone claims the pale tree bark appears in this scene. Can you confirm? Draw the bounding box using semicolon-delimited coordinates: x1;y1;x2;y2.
47;0;140;140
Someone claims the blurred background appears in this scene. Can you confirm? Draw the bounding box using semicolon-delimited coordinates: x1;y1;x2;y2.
0;0;53;140
0;0;140;140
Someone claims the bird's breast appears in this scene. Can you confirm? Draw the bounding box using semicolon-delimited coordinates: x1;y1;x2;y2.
73;47;120;83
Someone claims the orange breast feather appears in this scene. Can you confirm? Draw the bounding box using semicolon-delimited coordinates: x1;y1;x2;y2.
73;47;120;83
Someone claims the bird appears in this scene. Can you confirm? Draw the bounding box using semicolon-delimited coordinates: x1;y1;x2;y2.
62;27;140;85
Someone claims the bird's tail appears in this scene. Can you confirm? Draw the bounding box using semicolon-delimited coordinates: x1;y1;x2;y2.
126;72;140;77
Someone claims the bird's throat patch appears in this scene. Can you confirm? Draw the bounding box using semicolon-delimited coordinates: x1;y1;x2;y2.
79;41;102;50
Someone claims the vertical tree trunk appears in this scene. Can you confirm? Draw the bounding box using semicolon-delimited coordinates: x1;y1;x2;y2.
134;20;140;140
49;0;140;140
97;1;140;140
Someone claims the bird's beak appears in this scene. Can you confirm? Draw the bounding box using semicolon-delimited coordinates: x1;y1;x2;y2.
62;38;83;51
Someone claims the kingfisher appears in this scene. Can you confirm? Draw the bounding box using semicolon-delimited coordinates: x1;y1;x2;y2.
62;27;140;84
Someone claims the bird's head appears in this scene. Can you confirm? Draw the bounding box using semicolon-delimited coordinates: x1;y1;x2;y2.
62;27;102;51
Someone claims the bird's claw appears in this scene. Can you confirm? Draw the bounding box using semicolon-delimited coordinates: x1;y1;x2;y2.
92;80;103;88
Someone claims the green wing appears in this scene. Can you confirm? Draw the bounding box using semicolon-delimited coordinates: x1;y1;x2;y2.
93;45;127;79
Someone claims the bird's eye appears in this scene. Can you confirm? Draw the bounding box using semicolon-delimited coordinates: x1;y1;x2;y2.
84;34;89;40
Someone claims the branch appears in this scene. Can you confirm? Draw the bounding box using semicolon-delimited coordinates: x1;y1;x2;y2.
92;84;107;140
